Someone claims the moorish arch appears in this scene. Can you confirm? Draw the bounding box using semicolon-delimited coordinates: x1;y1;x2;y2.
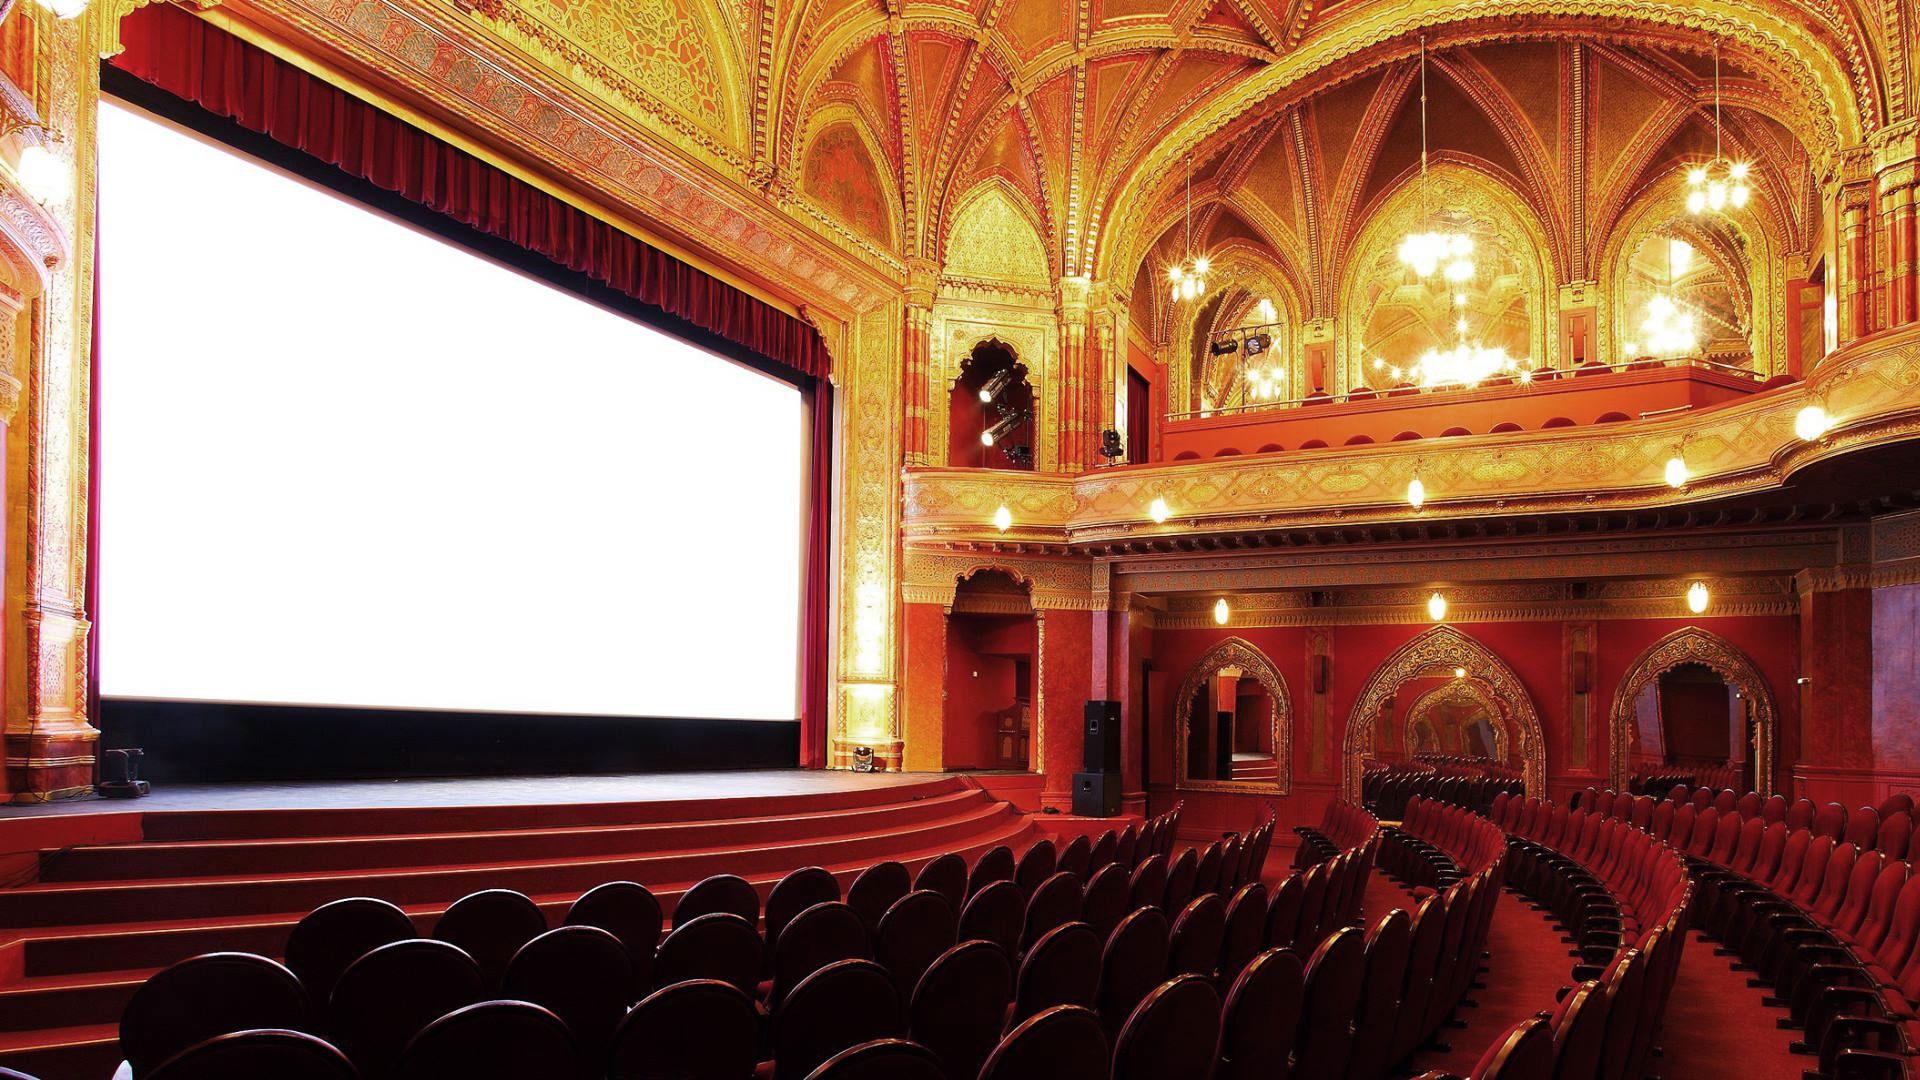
1343;626;1546;798
1609;627;1779;796
1405;677;1511;762
1169;636;1295;794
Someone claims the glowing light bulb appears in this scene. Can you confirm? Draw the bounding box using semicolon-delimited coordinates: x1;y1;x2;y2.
1427;592;1448;621
1454;667;1467;679
1729;161;1750;180
1444;258;1474;283
1686;580;1710;614
1213;598;1230;625
1193;256;1210;275
15;145;67;205
1707;181;1728;210
1730;184;1750;208
1407;477;1426;509
992;505;1012;533
1149;497;1171;524
980;430;996;446
1794;404;1831;441
1664;455;1689;489
1687;190;1707;214
1688;166;1709;185
1169;265;1184;283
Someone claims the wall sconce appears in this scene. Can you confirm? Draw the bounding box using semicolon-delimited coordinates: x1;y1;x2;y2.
1407;476;1426;510
1686;580;1710;614
1794;404;1832;442
992;505;1012;533
1427;592;1448;621
1149;497;1171;524
1213;598;1231;625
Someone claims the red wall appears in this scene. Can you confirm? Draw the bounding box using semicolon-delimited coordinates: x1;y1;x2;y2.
944;615;1034;769
1143;614;1800;838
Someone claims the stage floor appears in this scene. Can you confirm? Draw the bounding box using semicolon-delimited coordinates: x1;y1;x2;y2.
0;769;937;818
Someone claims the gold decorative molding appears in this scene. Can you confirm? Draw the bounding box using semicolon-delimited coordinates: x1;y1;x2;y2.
903;324;1920;544
1343;625;1546;797
1606;626;1778;796
1169;636;1295;795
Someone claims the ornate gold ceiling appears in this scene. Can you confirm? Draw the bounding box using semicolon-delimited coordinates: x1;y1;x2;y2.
216;0;1910;328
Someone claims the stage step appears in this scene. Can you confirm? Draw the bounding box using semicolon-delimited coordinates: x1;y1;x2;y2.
0;775;1048;1080
38;787;989;882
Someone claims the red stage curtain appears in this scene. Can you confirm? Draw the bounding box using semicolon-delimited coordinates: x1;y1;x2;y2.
111;5;835;766
800;384;835;767
109;4;830;381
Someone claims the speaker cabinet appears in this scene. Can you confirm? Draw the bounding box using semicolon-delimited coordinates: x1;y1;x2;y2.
1072;770;1122;817
1083;700;1121;773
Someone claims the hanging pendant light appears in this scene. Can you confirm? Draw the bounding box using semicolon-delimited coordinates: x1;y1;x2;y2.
1686;41;1752;217
1397;37;1474;283
1169;153;1209;303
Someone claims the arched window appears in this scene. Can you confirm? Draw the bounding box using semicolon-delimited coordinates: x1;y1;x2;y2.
1617;229;1750;363
949;341;1035;470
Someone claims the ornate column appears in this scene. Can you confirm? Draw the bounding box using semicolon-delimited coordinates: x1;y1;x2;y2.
3;12;92;802
1831;149;1877;345
1056;276;1091;473
1876;124;1919;329
1558;281;1598;367
902;261;936;466
832;304;906;769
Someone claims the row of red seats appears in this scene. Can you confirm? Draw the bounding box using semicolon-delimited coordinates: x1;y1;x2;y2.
1632;762;1745;793
1293;799;1384;867
1365;767;1522;821
1414;754;1523;782
1435;792;1693;1080
1575;783;1919;865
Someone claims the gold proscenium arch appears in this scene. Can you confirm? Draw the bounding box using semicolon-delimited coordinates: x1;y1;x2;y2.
1608;627;1779;797
1343;625;1546;798
1171;636;1295;795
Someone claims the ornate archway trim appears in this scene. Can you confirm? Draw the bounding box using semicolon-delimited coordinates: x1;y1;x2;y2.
1405;677;1511;762
1171;637;1295;794
1343;625;1546;798
1607;627;1778;796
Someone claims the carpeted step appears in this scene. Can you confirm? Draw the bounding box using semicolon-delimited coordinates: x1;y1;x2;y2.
0;1023;120;1080
0;801;1019;928
129;775;971;842
38;788;991;882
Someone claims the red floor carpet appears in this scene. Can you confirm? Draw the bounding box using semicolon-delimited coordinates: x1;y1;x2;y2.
1658;928;1804;1079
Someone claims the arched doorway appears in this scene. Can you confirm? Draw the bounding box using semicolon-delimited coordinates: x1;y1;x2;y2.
1609;628;1778;796
943;570;1036;770
1404;679;1511;762
1169;637;1293;793
949;339;1035;469
1343;626;1546;798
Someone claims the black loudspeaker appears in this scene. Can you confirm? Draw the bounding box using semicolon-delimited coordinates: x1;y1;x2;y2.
1083;700;1121;772
1072;770;1122;817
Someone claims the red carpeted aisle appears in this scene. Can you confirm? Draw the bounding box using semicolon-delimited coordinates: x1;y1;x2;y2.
1658;929;1803;1079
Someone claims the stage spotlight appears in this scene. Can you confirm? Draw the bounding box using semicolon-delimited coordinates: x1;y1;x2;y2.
1244;333;1272;356
981;410;1026;446
1209;338;1240;356
1002;444;1034;468
1099;428;1124;461
978;369;1014;403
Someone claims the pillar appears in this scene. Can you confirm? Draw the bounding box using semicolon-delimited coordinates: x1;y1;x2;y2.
899;602;947;772
1876;124;1918;328
902;262;935;466
1057;277;1092;472
1035;606;1094;811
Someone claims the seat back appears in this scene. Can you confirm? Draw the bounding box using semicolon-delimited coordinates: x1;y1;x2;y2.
1088;831;1119;874
654;912;764;995
1110;973;1221;1080
1167;893;1228;977
1264;873;1306;948
1218;883;1269;985
1346;909;1413;1080
1471;1016;1554;1080
1215;948;1304;1080
1596;948;1647;1080
432;888;547;989
808;1039;945;1080
914;853;968;912
674;874;761;928
1128;854;1169;911
566;881;662;994
960;879;1026;958
609;978;758;1080
770;959;903;1080
970;845;1017;898
1292;926;1367;1080
121;952;310;1077
501;924;632;1065
910;940;1014;1080
395;999;574;1080
284;898;417;1009
766;866;843;952
1547;979;1608;1080
1813;802;1848;840
875;889;959;1004
1011;921;1102;1026
978;1005;1109;1080
772;901;871;1007
1391;892;1448;1062
147;1029;357;1080
847;861;912;936
1879;813;1915;860
1163;847;1200;912
1855;860;1910;955
1081;863;1132;941
1095;906;1172;1039
1059;835;1094;880
1022;872;1086;951
1015;840;1060;898
329;939;485;1078
1195;842;1226;897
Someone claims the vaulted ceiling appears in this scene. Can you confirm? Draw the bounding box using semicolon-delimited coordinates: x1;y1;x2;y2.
451;0;1907;310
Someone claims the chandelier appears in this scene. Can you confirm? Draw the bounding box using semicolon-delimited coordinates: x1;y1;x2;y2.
1168;154;1209;302
1397;38;1475;281
1246;365;1287;401
1686;42;1751;216
1374;294;1528;388
1626;237;1698;358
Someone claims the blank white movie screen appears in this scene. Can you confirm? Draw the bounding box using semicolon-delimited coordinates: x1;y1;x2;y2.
97;100;806;720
